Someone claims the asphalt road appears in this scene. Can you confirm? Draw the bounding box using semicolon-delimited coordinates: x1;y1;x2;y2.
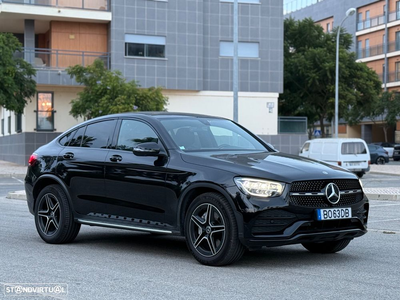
0;196;399;299
0;177;24;198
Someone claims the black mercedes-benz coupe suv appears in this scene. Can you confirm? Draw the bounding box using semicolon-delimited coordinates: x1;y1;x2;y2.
25;113;369;266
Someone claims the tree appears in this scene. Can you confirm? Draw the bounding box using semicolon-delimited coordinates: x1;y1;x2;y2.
280;18;382;137
369;92;400;142
0;33;36;113
67;59;168;119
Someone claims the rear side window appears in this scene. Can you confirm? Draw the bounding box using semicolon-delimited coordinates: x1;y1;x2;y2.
81;120;117;148
341;142;367;155
59;131;75;146
69;126;86;147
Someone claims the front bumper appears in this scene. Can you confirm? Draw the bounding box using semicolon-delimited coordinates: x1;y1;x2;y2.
235;191;369;249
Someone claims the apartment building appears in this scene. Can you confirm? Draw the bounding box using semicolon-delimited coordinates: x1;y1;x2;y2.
0;0;284;165
285;0;400;143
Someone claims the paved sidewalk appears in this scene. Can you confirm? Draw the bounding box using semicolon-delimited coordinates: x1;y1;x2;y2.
1;160;400;201
0;160;27;178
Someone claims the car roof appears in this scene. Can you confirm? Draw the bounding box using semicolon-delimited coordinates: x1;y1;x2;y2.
105;112;228;120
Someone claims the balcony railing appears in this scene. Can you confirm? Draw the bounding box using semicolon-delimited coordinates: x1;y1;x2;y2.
15;48;110;70
2;0;109;11
357;10;400;31
357;41;400;59
377;71;400;84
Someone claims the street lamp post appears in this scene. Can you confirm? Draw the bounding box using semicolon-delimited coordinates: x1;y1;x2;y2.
335;7;356;138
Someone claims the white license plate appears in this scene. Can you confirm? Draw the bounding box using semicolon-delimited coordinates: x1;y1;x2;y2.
316;208;352;221
347;163;360;166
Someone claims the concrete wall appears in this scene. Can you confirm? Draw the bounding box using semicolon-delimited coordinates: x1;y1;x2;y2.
164;90;278;135
0;132;61;166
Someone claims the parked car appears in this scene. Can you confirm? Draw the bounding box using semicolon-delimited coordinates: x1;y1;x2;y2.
394;144;400;161
25;113;369;266
373;142;395;158
299;138;370;178
368;144;389;164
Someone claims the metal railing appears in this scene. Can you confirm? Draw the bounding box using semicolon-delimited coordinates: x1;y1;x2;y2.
15;48;110;70
2;0;109;11
357;10;400;31
357;41;400;59
377;71;400;84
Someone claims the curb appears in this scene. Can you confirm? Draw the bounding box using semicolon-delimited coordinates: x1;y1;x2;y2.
365;193;400;201
6;191;27;201
369;171;400;177
0;174;25;179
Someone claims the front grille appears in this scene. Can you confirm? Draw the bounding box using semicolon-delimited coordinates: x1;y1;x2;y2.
290;179;361;192
289;179;363;208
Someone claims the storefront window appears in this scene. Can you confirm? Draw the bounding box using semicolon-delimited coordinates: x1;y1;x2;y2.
37;92;54;131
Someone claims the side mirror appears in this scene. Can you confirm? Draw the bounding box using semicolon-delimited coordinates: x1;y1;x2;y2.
133;142;162;157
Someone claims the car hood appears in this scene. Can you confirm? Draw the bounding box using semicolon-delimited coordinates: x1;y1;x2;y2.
180;151;357;183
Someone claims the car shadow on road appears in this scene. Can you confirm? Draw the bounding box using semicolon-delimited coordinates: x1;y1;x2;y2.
70;227;362;268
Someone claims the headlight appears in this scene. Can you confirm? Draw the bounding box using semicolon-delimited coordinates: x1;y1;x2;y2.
234;177;285;198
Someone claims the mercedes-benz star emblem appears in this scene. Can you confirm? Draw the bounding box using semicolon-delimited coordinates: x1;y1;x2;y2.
325;183;340;204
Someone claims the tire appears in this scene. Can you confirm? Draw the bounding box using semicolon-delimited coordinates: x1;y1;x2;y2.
302;239;352;254
34;184;81;244
184;192;245;266
376;156;386;165
394;158;400;161
356;172;364;178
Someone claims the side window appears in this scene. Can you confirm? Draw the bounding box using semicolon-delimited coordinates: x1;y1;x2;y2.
59;130;76;146
301;142;310;153
82;120;117;148
69;126;86;147
116;120;159;152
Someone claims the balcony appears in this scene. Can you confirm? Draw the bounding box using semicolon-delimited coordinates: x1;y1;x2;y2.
357;10;400;33
15;48;110;69
357;41;400;60
2;0;110;11
0;0;111;23
378;71;400;85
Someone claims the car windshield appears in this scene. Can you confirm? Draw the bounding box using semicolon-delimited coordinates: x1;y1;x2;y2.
159;117;268;152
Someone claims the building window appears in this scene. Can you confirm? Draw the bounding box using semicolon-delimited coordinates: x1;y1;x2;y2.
396;62;400;81
36;92;54;131
357;40;362;59
397;1;400;20
396;31;400;51
8;116;11;134
15;113;22;133
1;119;4;135
326;23;330;33
365;10;370;28
125;34;166;58
365;39;370;57
220;42;259;58
357;12;363;30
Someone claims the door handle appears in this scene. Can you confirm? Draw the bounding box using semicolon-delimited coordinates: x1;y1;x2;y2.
109;155;122;162
63;152;74;159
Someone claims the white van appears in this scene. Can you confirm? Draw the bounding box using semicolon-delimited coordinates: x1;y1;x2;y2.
299;138;370;177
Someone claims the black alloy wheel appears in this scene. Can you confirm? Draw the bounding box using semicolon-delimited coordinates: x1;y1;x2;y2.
35;185;81;244
184;192;245;266
376;156;386;165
